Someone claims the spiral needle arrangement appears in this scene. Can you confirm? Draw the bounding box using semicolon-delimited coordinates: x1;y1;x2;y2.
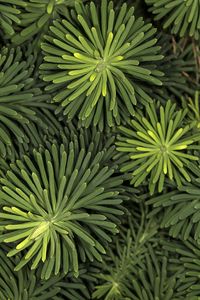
0;0;200;299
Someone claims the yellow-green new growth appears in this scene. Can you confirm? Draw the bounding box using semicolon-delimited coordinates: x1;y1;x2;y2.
0;137;124;280
40;0;163;128
116;100;200;194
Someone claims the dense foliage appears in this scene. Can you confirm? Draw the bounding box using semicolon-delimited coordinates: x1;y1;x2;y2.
0;0;200;299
